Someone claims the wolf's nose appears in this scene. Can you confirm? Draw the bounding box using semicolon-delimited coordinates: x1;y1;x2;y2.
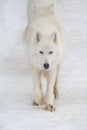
43;63;49;69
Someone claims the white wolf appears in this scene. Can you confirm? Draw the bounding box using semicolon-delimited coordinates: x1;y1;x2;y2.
24;0;65;111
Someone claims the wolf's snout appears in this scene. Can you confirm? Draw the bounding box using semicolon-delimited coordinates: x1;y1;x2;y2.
43;63;49;69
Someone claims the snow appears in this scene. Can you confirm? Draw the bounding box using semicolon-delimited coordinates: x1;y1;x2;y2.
0;0;87;129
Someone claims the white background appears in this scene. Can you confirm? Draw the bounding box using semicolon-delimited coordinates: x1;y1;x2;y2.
0;0;87;129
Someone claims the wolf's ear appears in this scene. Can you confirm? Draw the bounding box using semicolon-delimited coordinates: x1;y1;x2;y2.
51;31;57;43
36;32;42;43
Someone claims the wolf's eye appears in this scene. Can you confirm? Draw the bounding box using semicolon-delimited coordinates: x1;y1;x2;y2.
39;51;44;54
49;51;53;54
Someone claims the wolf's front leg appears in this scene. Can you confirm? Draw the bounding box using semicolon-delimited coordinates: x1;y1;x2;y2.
32;70;44;105
44;67;57;112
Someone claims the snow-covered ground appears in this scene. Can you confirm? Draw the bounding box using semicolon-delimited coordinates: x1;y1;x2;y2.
0;0;87;129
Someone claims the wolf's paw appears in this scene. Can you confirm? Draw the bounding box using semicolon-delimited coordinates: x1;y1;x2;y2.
33;96;44;106
43;104;55;112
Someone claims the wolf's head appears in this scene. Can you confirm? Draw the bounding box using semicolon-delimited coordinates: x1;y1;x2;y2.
31;31;59;71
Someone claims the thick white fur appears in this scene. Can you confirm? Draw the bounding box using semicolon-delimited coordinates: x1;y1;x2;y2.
27;0;62;24
24;0;65;111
